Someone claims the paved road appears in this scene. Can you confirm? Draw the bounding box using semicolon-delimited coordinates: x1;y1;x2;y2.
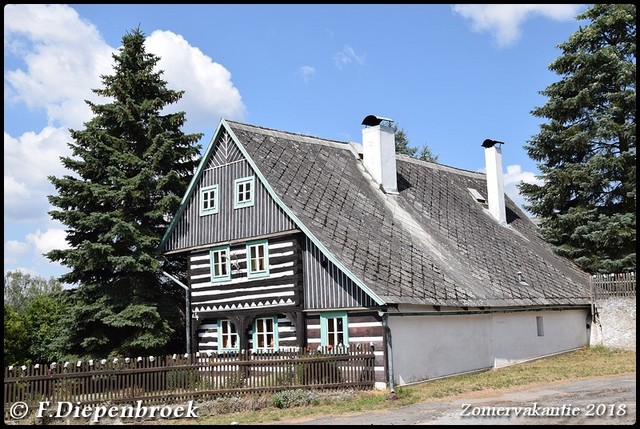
276;373;636;425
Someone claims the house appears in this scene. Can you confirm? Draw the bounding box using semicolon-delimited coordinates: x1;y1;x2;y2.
160;115;592;389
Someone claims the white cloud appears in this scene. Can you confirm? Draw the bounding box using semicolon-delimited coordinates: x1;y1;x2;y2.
26;227;71;255
334;45;365;69
4;174;31;201
145;30;246;131
3;240;30;266
4;4;246;279
4;4;114;129
452;4;584;47
4;128;72;223
298;65;316;82
503;164;543;213
3;222;69;278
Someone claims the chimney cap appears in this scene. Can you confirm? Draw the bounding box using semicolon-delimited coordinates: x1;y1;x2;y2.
482;139;505;148
362;114;394;127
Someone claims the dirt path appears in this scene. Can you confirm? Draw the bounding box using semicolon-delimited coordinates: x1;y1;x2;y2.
273;373;636;425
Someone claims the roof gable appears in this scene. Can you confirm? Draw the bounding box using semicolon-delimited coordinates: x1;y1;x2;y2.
161;119;385;306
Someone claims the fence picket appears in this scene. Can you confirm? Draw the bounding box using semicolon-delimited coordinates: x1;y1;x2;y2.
591;272;636;300
4;344;375;420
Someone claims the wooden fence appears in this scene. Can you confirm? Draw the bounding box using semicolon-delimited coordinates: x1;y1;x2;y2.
4;345;375;419
590;272;636;300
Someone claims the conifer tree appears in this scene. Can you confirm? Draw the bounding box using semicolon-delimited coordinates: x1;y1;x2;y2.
518;4;636;274
47;27;202;357
391;123;439;162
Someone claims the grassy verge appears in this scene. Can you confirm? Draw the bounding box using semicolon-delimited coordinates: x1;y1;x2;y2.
170;346;636;425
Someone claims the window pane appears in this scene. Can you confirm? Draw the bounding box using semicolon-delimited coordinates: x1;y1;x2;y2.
249;243;267;274
220;320;238;350
326;316;345;347
213;249;228;277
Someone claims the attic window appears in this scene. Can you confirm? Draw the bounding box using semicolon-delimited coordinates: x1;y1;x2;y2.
200;185;219;216
234;176;255;209
468;188;486;204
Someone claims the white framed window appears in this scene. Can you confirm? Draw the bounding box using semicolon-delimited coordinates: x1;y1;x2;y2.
218;319;239;351
234;176;255;209
200;185;219;216
253;316;277;351
246;240;269;278
320;312;349;349
210;246;231;282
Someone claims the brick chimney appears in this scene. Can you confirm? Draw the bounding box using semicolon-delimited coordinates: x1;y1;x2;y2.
361;115;397;194
482;139;506;224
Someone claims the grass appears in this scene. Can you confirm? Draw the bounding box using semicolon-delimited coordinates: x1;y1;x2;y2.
156;345;636;425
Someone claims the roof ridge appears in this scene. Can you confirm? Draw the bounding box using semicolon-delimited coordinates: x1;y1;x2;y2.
225;119;350;148
227;120;486;178
397;154;484;179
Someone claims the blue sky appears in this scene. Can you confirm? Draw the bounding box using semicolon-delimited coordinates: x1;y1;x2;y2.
4;4;589;281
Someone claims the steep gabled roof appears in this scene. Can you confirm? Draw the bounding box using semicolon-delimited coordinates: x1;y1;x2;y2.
222;119;591;308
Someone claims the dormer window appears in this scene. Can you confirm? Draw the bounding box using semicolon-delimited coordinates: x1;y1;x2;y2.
234;176;255;209
468;188;486;204
200;185;219;216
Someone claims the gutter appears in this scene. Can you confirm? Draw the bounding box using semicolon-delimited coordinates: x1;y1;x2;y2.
385;305;590;317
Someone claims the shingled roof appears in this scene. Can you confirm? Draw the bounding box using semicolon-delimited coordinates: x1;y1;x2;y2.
169;119;587;309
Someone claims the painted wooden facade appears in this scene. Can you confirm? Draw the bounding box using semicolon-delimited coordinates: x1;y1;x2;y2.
162;118;592;390
163;131;297;254
163;126;386;383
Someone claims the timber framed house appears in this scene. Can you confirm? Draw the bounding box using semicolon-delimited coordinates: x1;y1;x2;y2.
161;116;592;388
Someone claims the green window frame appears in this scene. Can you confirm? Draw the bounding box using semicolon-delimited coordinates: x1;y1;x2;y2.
234;176;255;209
217;319;239;352
320;312;349;349
253;316;278;351
246;239;269;278
200;185;219;216
210;245;231;282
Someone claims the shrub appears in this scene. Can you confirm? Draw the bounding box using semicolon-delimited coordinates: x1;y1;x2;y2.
272;389;313;409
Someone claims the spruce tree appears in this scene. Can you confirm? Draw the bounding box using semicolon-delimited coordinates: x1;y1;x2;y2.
391;123;439;162
391;123;417;157
518;4;636;274
47;27;202;357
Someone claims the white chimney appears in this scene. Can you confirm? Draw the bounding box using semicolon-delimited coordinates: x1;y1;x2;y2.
361;115;397;194
482;139;506;224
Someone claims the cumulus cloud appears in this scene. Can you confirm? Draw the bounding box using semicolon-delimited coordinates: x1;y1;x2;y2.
26;227;71;255
4;4;114;129
4;128;72;223
4;241;30;266
334;45;365;69
503;164;543;213
298;65;316;83
452;4;584;47
145;30;246;132
3;221;69;278
4;4;246;278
